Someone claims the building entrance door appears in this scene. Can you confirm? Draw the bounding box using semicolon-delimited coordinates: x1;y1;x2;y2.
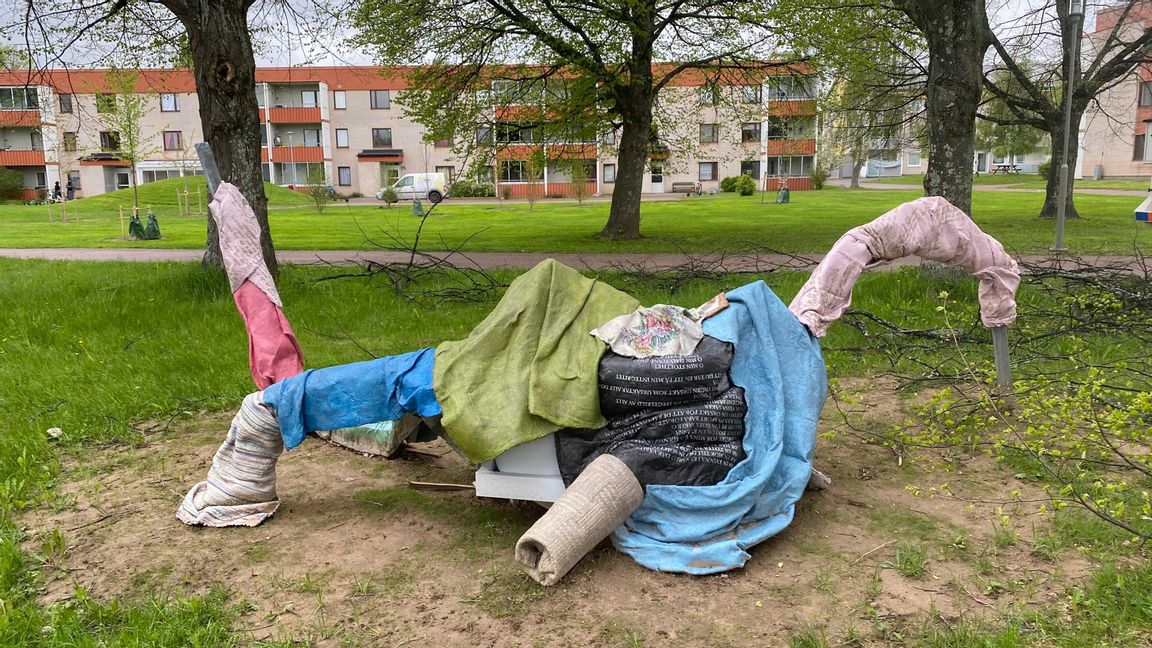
650;163;664;193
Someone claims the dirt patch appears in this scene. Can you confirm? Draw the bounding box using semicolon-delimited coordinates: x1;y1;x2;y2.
23;393;1093;647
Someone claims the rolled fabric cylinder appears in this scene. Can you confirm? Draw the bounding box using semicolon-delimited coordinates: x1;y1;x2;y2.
176;392;284;527
514;454;644;586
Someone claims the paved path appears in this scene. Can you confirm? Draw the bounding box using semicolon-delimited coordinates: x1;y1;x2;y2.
2;247;1146;273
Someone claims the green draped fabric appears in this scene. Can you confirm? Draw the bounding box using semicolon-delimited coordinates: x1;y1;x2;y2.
434;260;640;461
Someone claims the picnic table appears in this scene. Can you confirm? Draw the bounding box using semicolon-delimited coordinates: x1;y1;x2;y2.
991;163;1020;175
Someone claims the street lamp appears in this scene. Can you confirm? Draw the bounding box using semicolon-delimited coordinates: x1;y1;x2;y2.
1054;0;1085;252
286;131;296;186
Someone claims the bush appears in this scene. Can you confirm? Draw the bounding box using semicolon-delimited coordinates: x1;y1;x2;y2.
501;186;512;200
1038;160;1051;180
810;166;829;190
735;174;756;196
0;167;21;199
719;176;738;193
379;187;398;206
448;179;496;198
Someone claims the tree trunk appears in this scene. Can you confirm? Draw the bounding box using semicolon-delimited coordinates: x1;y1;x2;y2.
601;106;652;239
849;157;865;188
166;0;276;274
1040;110;1083;220
600;21;655;240
897;0;991;217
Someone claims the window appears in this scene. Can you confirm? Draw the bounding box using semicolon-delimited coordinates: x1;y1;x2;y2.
496;123;533;143
434;138;451;148
741;85;762;104
767;155;814;176
255;88;266;108
335;128;349;148
58;94;73;114
765;117;787;139
700;83;720;106
741;122;761;143
301;90;318;108
160;93;179;112
163;131;182;150
63;131;77;152
603;163;616;183
1137;131;1148;161
500;160;526;182
1140;81;1152;107
0;87;38;110
604;129;617;146
435;165;455;183
699;161;718;181
476;126;493;145
907;150;921;167
30;130;43;151
740;160;761;180
333;90;346;109
260;127;268;146
303;128;321;147
371;128;392;148
699;123;719;143
573;161;597;181
651;163;663;183
96;94;116;113
337;166;352;186
99;130;121;151
68;170;80;190
36;171;46;188
370;90;390;109
767;76;816;101
1144;122;1152;161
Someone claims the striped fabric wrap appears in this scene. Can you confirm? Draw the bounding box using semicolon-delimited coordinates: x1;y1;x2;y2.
176;392;284;527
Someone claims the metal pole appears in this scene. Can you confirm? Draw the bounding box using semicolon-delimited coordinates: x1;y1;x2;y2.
991;325;1012;396
1054;0;1084;253
194;142;222;199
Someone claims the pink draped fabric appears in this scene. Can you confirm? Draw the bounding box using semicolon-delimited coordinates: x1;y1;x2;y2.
788;197;1020;338
210;183;305;387
233;280;304;388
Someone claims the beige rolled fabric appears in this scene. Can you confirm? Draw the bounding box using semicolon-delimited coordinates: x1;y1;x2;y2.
514;454;644;586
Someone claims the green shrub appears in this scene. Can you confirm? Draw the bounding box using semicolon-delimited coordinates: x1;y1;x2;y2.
379;187;398;206
719;176;738;192
735;174;756;196
0;167;21;199
449;179;496;198
810;166;829;190
1038;160;1051;180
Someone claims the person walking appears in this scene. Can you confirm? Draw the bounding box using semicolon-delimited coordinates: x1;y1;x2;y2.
51;181;61;202
65;177;74;201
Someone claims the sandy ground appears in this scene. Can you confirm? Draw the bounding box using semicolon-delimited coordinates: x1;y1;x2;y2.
22;387;1091;647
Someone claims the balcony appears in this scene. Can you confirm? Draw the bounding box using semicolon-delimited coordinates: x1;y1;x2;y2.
263;107;322;124
769;100;817;117
0;110;41;127
767;139;816;155
263;145;325;163
0;149;45;166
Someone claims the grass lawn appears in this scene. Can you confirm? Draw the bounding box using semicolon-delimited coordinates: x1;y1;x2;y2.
2;183;1152;254
2;258;1150;645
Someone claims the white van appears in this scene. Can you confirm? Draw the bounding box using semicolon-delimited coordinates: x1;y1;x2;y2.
376;173;447;204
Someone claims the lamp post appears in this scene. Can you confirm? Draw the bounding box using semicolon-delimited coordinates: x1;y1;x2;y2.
287;131;296;186
1054;0;1084;253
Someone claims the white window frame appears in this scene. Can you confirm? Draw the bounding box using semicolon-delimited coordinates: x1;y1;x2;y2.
603;163;616;183
333;90;347;110
301;90;319;108
160;93;179;112
907;151;922;167
337;166;352;186
370;90;391;109
335;128;349;148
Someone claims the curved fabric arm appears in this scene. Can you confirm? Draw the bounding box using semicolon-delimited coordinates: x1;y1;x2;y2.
788;196;1020;337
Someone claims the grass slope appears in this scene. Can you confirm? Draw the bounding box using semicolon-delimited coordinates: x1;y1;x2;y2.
2;188;1151;254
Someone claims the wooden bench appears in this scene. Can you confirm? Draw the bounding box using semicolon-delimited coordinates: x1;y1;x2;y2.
671;181;702;195
990;164;1020;175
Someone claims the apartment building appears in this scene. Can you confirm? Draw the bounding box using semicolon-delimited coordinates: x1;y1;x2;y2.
1081;2;1152;181
0;65;818;200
